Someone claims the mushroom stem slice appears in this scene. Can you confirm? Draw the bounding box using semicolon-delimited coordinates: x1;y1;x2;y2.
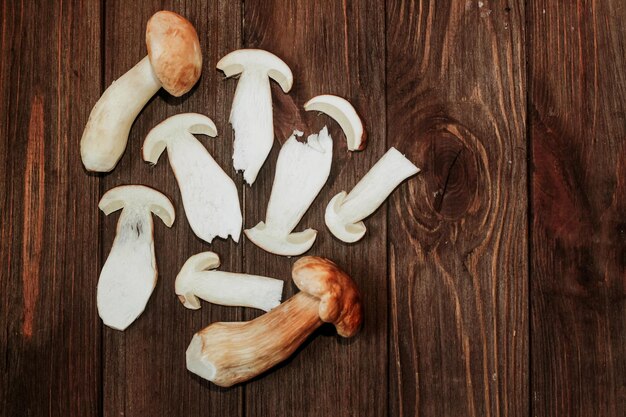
217;49;293;185
185;256;362;387
325;147;420;243
175;252;284;311
245;127;333;256
80;11;201;172
143;113;242;243
97;185;175;331
304;94;366;151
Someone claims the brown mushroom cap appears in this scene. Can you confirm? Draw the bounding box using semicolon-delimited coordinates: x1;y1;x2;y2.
146;11;202;97
291;256;363;337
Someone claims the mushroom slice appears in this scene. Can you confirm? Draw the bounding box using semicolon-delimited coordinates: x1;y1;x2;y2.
175;252;284;312
81;11;201;172
97;185;175;331
304;94;366;151
326;147;419;243
217;49;293;185
143;113;242;243
245;127;333;256
185;256;363;387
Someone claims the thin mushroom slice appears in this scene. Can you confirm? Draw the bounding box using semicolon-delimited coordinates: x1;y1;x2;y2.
217;49;293;185
97;185;175;331
325;147;419;243
185;256;363;387
175;252;284;312
304;94;366;151
81;11;201;172
143;113;242;243
245;127;333;256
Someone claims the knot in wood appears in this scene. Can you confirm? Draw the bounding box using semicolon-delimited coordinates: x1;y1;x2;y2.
422;129;477;220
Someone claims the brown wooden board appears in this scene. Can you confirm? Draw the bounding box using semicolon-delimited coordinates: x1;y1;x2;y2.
240;0;388;416
0;0;102;416
529;1;626;416
100;1;242;416
4;0;626;415
386;1;529;416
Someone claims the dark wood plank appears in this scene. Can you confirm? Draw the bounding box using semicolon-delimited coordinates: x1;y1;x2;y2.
529;1;626;416
386;1;528;416
239;1;387;416
100;1;242;416
0;0;102;416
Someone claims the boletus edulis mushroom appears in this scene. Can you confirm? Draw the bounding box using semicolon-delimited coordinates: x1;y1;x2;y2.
185;256;363;387
80;11;202;172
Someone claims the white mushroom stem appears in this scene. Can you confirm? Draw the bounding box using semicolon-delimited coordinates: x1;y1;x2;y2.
81;57;161;172
175;252;284;312
97;185;175;331
143;113;242;243
217;49;293;185
245;127;333;256
325;147;420;243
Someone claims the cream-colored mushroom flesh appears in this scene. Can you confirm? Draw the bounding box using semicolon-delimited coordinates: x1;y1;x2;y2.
245;127;333;256
97;185;175;331
325;147;419;243
217;49;293;185
143;113;242;243
304;94;366;151
80;11;201;172
175;252;284;311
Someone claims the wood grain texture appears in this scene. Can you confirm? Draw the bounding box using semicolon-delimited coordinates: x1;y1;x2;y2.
100;1;242;416
386;1;528;416
0;0;102;416
240;1;388;416
529;1;626;416
4;0;626;415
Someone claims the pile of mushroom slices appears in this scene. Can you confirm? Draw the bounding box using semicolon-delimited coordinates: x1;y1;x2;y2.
81;11;420;387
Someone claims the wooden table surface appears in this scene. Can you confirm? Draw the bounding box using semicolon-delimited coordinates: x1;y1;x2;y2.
1;1;625;416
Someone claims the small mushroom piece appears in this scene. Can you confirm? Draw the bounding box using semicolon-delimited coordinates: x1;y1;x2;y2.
217;49;293;185
81;11;202;172
304;94;366;151
326;147;419;243
245;128;333;256
185;256;362;387
97;185;175;331
143;113;242;243
175;252;284;312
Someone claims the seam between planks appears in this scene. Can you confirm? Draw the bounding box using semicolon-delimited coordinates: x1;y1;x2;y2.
525;1;533;417
383;0;390;416
240;1;246;417
98;0;106;416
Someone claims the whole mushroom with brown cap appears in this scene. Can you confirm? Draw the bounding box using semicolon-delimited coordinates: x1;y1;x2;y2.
80;11;202;172
185;256;363;387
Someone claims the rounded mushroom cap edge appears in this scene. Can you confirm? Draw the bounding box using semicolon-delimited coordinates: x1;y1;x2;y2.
216;49;293;93
146;11;202;97
98;185;175;227
291;256;363;337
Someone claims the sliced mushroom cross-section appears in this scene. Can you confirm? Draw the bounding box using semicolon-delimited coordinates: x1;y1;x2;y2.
175;252;284;312
97;185;175;331
325;147;419;243
245;127;333;256
143;113;242;243
217;49;293;185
